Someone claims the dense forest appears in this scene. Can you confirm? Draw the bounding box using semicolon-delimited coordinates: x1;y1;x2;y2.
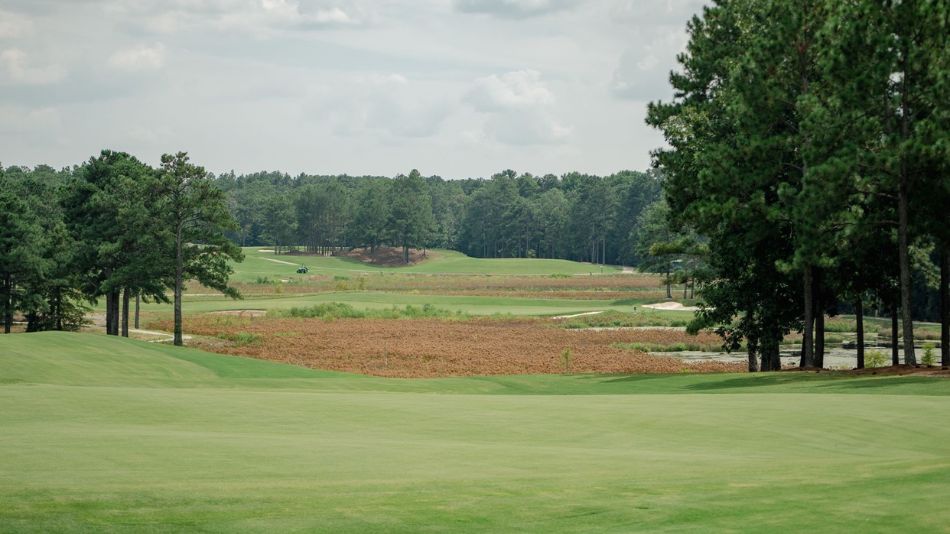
648;0;948;370
213;168;663;267
0;152;240;346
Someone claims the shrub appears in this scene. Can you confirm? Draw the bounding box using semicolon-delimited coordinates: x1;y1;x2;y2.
922;344;936;367
217;332;261;346
560;348;573;374
866;350;887;368
269;302;465;321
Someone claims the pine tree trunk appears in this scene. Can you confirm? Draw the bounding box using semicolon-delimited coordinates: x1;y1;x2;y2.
121;288;130;337
759;335;781;372
174;227;184;346
134;293;140;330
105;289;113;335
941;245;949;368
747;337;758;372
897;177;916;365
666;264;672;299
891;303;900;366
112;290;120;336
815;272;824;368
801;266;815;368
855;298;865;369
2;273;11;334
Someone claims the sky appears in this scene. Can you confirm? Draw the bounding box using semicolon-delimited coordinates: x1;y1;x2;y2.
0;0;706;178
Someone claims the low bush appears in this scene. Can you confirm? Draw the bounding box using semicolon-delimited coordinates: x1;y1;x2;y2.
268;302;466;321
216;332;262;346
866;350;887;368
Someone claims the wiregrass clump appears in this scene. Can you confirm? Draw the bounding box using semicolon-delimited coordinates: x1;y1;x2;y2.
269;302;467;321
216;332;262;346
614;341;722;353
560;310;689;329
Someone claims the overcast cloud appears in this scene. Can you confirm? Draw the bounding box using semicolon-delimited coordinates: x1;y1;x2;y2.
0;0;706;178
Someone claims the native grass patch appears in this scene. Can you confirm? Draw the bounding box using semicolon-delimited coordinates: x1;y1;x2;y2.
160;314;741;377
268;302;470;321
557;310;691;329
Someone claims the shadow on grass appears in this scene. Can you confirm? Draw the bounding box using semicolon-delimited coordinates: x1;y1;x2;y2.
814;376;947;390
680;374;826;391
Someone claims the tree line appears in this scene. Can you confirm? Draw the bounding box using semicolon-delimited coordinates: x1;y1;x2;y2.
647;0;949;370
0;151;241;345
215;168;663;266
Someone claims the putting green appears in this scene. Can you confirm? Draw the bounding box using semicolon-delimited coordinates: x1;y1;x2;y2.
2;332;949;532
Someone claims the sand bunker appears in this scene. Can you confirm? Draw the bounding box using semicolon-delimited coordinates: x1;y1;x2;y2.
642;301;699;311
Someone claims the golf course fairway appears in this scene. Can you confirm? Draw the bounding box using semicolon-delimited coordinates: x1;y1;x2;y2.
2;332;949;532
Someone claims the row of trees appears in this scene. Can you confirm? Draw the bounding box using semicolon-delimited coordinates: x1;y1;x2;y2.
648;0;949;370
0;151;241;345
216;169;663;265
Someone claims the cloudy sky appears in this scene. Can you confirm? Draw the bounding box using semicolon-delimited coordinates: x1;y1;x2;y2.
0;0;705;178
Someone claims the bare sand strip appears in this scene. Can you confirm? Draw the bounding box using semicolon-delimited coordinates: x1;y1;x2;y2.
262;257;299;266
552;311;604;320
642;301;699;312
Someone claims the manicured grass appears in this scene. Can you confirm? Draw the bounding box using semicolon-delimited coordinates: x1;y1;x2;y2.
2;332;949;532
234;247;621;280
138;291;675;317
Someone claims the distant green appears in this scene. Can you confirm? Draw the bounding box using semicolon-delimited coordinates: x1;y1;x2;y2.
233;247;622;280
2;332;949;532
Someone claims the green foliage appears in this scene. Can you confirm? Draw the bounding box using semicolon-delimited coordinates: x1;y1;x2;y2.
559;310;689;329
560;348;572;374
614;341;722;353
216;332;262;346
866;351;887;369
922;344;936;367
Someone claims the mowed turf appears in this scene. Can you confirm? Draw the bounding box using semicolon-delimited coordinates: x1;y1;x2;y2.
234;247;621;281
2;333;950;532
140;291;684;318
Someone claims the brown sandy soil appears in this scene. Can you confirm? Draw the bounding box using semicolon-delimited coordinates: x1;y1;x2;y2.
342;246;430;266
154;315;740;378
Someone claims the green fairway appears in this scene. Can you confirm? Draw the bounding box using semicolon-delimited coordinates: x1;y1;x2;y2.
2;333;949;532
234;248;621;280
140;291;684;318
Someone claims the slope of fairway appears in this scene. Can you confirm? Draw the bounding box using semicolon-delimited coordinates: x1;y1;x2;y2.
2;332;950;532
148;291;676;317
234;247;620;280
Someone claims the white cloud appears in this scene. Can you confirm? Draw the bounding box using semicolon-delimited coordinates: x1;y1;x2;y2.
610;30;688;101
0;105;62;134
0;49;66;85
309;73;452;139
110;0;368;34
0;9;33;39
467;70;556;111
465;70;570;145
455;0;579;18
108;43;166;72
